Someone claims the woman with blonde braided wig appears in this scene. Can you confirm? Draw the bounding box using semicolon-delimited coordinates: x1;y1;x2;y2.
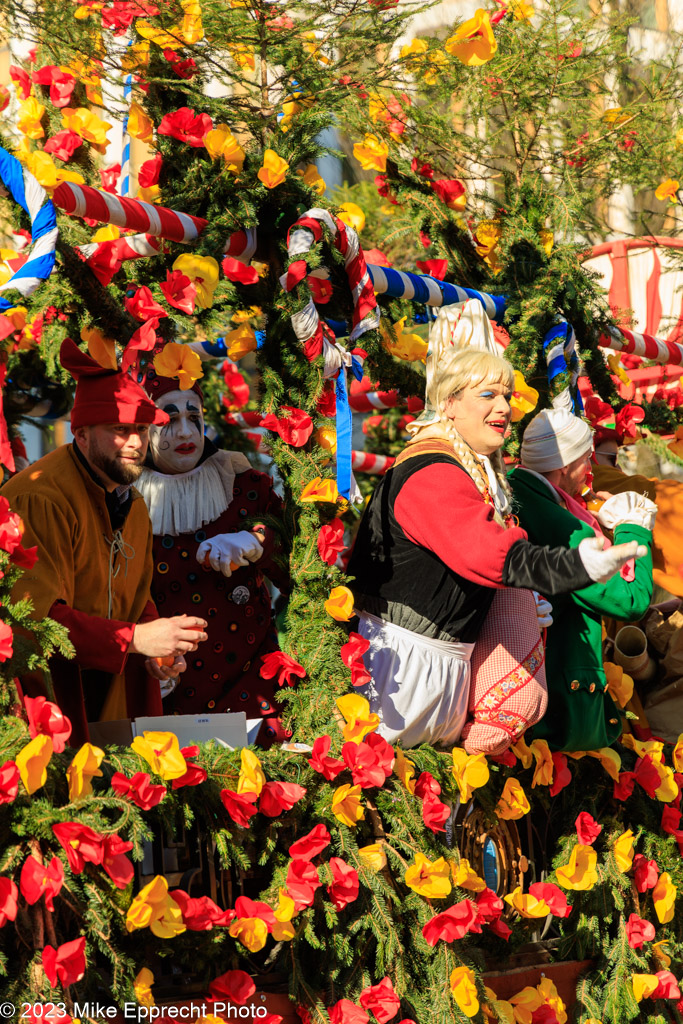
347;341;648;751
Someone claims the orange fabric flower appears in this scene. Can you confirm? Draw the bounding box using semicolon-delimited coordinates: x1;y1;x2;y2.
258;149;289;188
336;694;380;743
325;586;355;621
445;10;497;67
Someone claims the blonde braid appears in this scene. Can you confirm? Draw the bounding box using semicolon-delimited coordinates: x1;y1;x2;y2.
490;448;513;505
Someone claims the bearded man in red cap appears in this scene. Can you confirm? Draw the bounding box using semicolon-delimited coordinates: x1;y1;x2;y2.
2;338;208;742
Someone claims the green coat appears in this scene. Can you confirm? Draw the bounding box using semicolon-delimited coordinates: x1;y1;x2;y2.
508;467;653;752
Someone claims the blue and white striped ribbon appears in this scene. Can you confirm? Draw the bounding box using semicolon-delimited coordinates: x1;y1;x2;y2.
367;264;507;323
542;321;583;412
0;145;58;312
120;43;133;197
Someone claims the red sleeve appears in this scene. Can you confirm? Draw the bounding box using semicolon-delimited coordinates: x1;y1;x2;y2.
48;602;135;675
394;462;529;588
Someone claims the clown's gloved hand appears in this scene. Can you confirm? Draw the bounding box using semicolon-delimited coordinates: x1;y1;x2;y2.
578;536;648;584
532;591;553;628
596;491;658;533
196;531;264;576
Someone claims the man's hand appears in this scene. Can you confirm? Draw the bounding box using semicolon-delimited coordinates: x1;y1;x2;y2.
145;654;187;681
131;616;208;658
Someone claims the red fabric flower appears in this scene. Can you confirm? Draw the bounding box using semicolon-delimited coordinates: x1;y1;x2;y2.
234;895;276;929
308;735;345;780
0;761;19;805
209;969;256;1005
422;899;480;946
341;632;372;687
111;771;166;810
162;49;198;79
160;270;196;315
410;156;434;179
662;806;682;834
633;854;659;893
286;859;321;911
289;824;331;861
548;752;571;796
363;734;394;778
0;877;19;927
122;316;161;372
422;791;451;833
416;259;448;279
613;770;636;801
0;621;13;663
43;129;83;161
260;407;314;447
488;918;512;940
220;789;258;828
654;970;681;1000
583;394;614;426
222;256;259;285
529;882;571;918
20;855;64;911
171;890;235;930
359;977;401;1024
625;912;655;949
100;164;121;193
414;771;441;799
260;651;306;688
342;741;385;789
309;276;333;304
316;382;337;417
327;858;360;912
24;695;72;753
158;106;213;147
125;286;168;322
172;746;208;789
52;822;103;873
10;65;31;99
575;812;601;846
222;365;250;411
615;403;645;441
101;834;134;889
42;936;86;988
328;1001;369;1024
635;755;661;798
259;781;307;817
318;519;345;567
0;497;25;554
138;152;163;189
10;542;37;571
475;887;503;922
430;178;465;209
362;248;392;268
32;66;76;107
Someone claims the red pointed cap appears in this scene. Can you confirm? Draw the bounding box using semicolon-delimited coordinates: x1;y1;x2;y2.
60;338;169;429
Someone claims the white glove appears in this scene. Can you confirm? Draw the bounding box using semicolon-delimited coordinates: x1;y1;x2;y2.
532;591;553;628
159;676;179;699
578;536;648;584
196;531;264;576
596;491;657;532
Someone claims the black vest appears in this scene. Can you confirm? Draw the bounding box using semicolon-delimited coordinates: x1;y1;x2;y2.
347;452;497;643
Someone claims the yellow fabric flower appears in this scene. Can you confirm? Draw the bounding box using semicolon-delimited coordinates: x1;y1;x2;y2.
451;747;489;802
229;916;269;952
237;749;265;797
510;985;543;1021
297;164;326;195
405;852;452;899
495;778;530;820
359;844;387;872
178;0;203;43
654;179;679;202
530;739;554;787
126;876;186;938
653;939;672;968
172;254;219;309
331;783;365;826
353;134;389;173
504;886;550;919
135;19;180;48
224;323;257;361
631;974;659;1002
137;184;161;204
227;43;256;70
606;352;631;387
131;731;187;780
325;586;355;622
653;872;676;923
23;151;59;191
450;965;479;1019
587;747;622;781
300;477;339;503
128;101;154;144
16;735;53;795
445;10;497;67
17;97;46;139
612;829;634;872
452;857;486;892
394;749;416;794
511;734;533;768
61;107;112;146
134;968;155;1007
82;326;117;370
91;225;121;243
509;0;533;20
121;41;149;72
272;888;296;941
67;742;104;801
204;125;245;174
603;662;633;708
258;150;289;189
509;371;539;423
381;317;428;363
621;735;664;763
153;342;204;391
338;203;365;232
651;759;679;803
336;694;380;743
315;426;337;456
536;979;567;1024
555;844;598;891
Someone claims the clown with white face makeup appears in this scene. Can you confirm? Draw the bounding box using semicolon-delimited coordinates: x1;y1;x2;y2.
136;361;291;747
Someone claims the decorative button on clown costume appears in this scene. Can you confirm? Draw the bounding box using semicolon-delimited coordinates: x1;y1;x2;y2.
136;365;291;746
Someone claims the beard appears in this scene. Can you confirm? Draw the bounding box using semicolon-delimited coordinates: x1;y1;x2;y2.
89;444;145;486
